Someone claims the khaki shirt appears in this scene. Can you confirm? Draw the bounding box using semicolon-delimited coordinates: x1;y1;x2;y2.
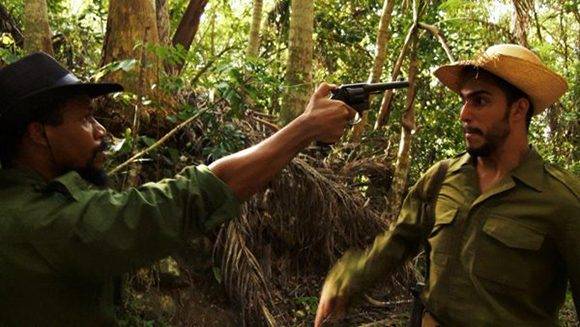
325;149;579;326
0;165;240;326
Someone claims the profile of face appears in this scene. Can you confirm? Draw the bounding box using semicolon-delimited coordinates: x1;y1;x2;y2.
458;73;513;157
43;96;109;186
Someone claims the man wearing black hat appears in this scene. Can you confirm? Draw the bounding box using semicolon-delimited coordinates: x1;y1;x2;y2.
0;52;356;325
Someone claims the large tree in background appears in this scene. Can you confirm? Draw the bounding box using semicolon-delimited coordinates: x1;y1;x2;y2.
247;0;264;57
169;0;209;74
23;0;53;54
101;0;160;95
156;0;171;46
280;0;314;124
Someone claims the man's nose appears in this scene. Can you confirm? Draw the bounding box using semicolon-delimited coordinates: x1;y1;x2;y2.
93;118;107;139
459;103;472;123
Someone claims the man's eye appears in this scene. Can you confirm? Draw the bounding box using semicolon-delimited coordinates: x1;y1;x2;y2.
469;96;488;106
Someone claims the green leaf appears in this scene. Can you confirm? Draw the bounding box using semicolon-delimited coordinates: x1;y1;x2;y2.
212;266;222;284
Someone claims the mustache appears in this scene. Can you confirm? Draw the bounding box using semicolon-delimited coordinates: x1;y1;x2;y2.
97;139;110;152
89;139;110;164
463;126;483;135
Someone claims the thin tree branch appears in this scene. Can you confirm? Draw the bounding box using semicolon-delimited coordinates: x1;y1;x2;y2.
373;23;417;130
364;294;413;308
248;115;280;131
438;17;517;43
418;22;455;62
0;3;24;47
109;107;210;175
190;45;237;85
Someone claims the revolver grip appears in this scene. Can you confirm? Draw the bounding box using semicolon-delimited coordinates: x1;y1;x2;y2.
330;89;368;114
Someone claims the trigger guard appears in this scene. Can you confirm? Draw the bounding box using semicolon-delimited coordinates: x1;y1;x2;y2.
349;113;363;126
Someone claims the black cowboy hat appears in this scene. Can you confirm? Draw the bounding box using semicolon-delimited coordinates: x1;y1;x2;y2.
0;52;123;128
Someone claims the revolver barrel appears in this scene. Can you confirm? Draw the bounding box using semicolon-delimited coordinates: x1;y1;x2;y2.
330;80;409;114
364;81;410;93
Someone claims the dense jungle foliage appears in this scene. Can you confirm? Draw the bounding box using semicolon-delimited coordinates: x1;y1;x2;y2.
1;0;578;325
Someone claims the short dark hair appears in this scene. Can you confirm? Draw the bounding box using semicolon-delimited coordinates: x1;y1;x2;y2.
461;66;534;129
0;97;66;168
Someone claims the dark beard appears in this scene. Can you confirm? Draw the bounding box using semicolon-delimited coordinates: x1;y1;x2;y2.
77;140;110;188
465;121;510;158
77;166;109;187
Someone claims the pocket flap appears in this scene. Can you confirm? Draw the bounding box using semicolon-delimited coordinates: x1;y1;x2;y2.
434;208;458;226
482;217;545;250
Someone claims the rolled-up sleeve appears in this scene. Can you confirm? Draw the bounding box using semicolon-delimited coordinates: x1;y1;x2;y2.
32;165;240;278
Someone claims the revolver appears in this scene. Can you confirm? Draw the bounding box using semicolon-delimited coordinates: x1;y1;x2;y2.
330;80;410;117
317;81;409;151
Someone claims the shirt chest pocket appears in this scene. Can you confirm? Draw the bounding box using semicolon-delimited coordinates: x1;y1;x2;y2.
474;216;551;291
428;207;459;256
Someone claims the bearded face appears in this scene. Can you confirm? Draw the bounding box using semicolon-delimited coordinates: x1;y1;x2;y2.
42;96;110;187
75;139;109;187
458;72;516;158
463;106;511;158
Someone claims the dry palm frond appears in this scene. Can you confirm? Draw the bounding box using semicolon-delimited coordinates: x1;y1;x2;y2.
215;222;277;326
214;157;412;324
211;114;415;325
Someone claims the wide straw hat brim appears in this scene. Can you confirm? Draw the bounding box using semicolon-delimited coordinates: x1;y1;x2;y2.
434;50;568;115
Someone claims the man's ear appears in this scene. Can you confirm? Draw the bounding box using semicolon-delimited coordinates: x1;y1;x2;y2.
510;97;530;124
26;122;50;147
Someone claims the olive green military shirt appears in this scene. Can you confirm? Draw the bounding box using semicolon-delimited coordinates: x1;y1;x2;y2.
326;149;579;326
0;165;240;326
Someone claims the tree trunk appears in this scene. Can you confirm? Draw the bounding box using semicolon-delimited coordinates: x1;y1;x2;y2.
386;34;419;219
374;24;416;130
350;0;396;141
511;0;531;47
247;0;264;57
23;0;53;54
169;0;209;74
280;0;314;125
101;0;160;95
156;0;171;46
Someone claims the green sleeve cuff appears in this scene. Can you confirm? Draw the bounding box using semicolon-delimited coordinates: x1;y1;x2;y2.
192;165;241;231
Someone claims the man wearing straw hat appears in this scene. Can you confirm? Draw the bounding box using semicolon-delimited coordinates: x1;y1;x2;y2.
0;52;355;325
316;44;579;326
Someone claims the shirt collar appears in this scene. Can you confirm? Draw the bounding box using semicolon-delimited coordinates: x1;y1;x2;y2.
0;167;46;187
448;152;473;174
447;147;545;192
510;147;545;192
0;167;90;196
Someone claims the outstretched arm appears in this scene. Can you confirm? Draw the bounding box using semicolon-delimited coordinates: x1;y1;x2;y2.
314;162;444;326
209;83;355;200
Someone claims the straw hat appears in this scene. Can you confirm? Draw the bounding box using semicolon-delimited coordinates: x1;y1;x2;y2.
433;44;568;115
